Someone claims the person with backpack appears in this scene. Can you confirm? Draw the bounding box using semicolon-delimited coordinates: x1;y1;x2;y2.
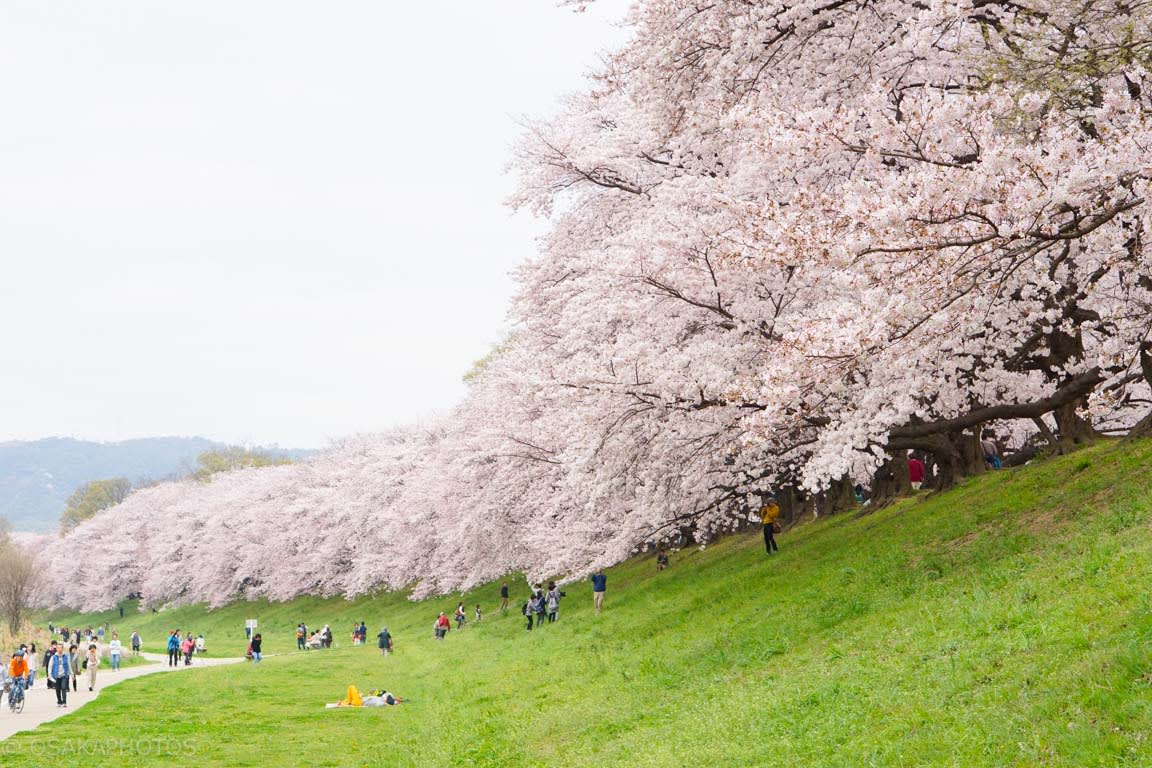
130;631;142;657
761;497;781;555
377;627;393;656
47;644;71;707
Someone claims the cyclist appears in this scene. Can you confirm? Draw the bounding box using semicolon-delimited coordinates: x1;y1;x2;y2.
7;649;29;710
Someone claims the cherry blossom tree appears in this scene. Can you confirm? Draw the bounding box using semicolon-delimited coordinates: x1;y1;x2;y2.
36;0;1152;611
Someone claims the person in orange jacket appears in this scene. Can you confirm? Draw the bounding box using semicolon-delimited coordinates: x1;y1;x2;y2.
7;649;29;707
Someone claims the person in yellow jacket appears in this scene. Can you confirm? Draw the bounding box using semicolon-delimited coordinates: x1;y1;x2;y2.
761;497;780;555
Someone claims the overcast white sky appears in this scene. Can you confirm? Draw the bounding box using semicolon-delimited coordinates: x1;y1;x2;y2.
0;1;628;448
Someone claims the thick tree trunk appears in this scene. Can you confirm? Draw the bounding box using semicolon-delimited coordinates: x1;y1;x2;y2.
1052;400;1096;451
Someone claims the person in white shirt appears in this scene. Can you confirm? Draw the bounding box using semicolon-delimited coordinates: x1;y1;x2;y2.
108;633;123;671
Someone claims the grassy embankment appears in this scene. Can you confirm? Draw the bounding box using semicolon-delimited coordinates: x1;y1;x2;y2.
5;440;1152;767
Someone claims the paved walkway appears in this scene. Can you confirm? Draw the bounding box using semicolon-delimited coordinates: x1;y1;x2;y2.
0;652;245;741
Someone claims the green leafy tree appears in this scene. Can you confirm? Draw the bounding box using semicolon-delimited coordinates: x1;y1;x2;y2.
60;478;133;532
193;447;291;482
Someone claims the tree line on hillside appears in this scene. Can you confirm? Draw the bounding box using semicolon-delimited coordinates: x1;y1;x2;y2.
32;0;1152;611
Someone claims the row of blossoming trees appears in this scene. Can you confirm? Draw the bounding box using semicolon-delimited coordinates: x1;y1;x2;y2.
38;0;1152;610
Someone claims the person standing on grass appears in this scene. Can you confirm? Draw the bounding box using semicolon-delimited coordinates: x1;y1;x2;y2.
377;627;392;656
455;603;467;630
84;644;99;691
435;612;451;640
296;623;307;651
908;454;926;491
546;583;561;623
108;633;122;671
475;604;483;624
47;644;71;707
533;588;547;627
523;595;535;631
500;582;509;614
761;497;781;555
166;630;180;667
250;633;263;663
130;631;141;657
68;644;80;693
656;550;669;571
591;570;607;615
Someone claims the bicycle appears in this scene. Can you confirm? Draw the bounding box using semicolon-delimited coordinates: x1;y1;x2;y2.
5;677;26;713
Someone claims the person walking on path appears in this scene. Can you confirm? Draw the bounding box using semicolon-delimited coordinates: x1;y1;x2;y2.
546;583;561;623
166;631;180;667
249;633;263;663
130;631;141;657
908;454;926;491
84;645;99;692
182;633;195;666
377;627;392;656
108;633;123;671
67;644;80;693
47;645;71;708
500;583;509;614
26;643;38;689
761;497;781;555
591;570;607;615
434;612;450;640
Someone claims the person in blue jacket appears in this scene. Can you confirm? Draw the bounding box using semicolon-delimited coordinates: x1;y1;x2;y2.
591;570;607;615
47;646;71;707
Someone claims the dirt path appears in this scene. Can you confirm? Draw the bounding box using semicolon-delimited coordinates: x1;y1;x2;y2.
0;651;245;741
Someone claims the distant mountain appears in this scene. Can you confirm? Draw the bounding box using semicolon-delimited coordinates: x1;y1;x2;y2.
0;437;312;533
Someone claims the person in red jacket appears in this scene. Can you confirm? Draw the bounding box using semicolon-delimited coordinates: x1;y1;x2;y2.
908;454;926;491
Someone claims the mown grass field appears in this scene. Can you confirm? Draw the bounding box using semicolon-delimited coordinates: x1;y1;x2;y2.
5;439;1152;767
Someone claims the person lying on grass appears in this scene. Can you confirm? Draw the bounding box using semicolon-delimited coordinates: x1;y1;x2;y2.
328;685;405;708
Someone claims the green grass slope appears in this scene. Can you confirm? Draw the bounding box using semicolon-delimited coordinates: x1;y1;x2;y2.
6;440;1152;767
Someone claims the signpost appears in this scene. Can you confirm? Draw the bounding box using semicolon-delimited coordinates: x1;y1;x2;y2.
245;619;258;639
